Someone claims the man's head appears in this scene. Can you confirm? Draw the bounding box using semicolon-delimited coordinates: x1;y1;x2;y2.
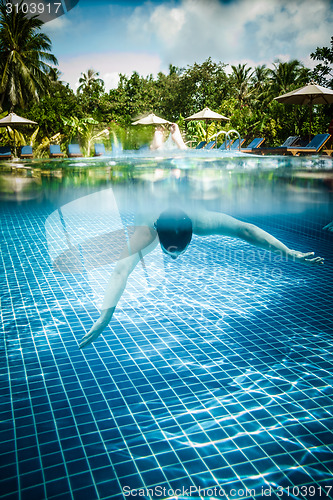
154;209;192;259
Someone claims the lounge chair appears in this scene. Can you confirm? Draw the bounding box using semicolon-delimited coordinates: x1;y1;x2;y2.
49;144;64;158
20;145;33;159
94;143;105;156
281;136;301;147
68;144;83;158
204;140;217;150
322;147;333;156
241;138;265;153
0;146;12;159
195;141;207;149
284;133;331;156
256;136;301;155
218;139;232;150
219;138;246;150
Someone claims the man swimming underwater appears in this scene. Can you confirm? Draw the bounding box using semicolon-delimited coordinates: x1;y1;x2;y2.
79;207;324;349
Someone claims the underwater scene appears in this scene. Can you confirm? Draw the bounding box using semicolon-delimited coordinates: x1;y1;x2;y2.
1;152;333;500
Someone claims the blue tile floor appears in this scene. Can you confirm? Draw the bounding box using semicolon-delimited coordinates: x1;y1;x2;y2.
1;201;333;500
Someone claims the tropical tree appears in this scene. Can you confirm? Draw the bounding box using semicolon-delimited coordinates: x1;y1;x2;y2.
47;67;64;87
76;68;107;118
153;65;183;120
269;59;310;95
251;65;271;99
265;60;312;140
61;115;99;145
0;0;58;111
229;63;254;105
177;58;228;116
108;71;156;124
77;68;104;94
311;37;333;88
26;82;80;137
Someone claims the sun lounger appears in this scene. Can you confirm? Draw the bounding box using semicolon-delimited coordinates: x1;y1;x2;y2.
94;143;106;156
284;133;331;156
281;136;301;147
218;139;232;150
0;146;12;159
219;138;246;150
204;140;217;150
195;141;207;149
20;145;33;158
231;138;246;150
68;144;83;157
241;138;265;153
256;136;301;155
49;144;64;158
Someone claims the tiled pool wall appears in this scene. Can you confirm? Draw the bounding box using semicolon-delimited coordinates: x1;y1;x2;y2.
1;172;333;500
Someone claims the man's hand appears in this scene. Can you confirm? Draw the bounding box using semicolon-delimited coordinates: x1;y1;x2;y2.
79;308;114;349
289;250;324;266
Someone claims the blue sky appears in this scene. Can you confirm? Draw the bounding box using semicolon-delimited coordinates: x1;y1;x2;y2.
44;0;333;91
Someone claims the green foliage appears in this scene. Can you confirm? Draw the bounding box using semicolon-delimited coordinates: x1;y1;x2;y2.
269;59;310;95
57;114;110;156
0;124;25;148
84;128;109;157
61;115;98;144
17;52;333;152
229;63;254;105
24;52;333;153
77;68;104;94
76;69;107;118
0;0;58;112
1;2;331;155
311;36;333;88
21;82;80;141
34;132;62;157
177;58;229;115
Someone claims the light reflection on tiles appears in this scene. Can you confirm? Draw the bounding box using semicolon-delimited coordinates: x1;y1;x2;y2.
1;199;333;500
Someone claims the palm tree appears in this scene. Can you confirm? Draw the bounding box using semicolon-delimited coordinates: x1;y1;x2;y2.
230;63;254;105
269;60;312;138
47;67;64;86
77;69;104;94
251;64;272;109
252;65;270;93
0;0;58;111
311;37;333;87
269;59;310;95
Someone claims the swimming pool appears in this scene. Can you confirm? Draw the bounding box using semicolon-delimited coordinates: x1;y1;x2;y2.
1;152;333;500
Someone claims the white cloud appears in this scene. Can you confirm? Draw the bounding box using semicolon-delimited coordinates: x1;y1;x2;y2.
127;0;333;69
149;5;186;44
251;0;331;60
46;0;332;91
103;72;122;90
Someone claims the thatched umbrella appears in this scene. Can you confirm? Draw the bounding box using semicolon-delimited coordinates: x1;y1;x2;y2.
0;112;37;156
185;107;230;142
132;113;171;125
274;82;333;139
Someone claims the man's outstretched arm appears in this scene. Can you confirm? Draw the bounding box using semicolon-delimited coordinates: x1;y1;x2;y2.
238;222;324;265
193;211;324;266
79;226;157;348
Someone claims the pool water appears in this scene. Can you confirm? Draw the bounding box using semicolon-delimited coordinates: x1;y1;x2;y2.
1;154;333;500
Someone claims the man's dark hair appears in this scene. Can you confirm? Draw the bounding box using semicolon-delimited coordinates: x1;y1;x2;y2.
155;209;192;256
